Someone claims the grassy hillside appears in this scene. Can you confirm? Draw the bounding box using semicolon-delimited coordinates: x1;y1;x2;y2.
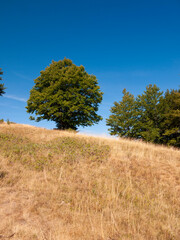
0;123;179;240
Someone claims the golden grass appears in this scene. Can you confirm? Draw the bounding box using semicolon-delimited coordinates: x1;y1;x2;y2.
0;123;179;240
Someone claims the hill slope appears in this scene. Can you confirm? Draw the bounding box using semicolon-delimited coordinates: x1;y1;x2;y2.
0;123;179;240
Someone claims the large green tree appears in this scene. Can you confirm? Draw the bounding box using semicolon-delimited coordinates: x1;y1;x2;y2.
0;68;5;96
26;58;103;130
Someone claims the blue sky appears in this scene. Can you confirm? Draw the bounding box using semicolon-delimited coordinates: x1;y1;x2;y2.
0;0;180;135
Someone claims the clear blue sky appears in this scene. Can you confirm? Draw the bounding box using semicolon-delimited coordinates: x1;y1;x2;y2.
0;0;180;135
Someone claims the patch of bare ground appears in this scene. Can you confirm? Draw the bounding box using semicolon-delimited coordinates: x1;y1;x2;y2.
0;123;179;239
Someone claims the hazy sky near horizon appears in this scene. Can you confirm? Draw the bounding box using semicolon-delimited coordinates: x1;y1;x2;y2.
0;0;180;135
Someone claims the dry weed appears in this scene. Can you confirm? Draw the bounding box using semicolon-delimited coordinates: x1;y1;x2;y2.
0;123;179;239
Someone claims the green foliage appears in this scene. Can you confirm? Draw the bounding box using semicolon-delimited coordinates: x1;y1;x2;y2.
106;89;137;137
0;68;5;96
160;89;180;147
135;84;164;143
26;58;103;130
0;119;4;124
107;84;180;147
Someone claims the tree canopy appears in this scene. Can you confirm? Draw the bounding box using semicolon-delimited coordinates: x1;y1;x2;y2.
160;89;180;147
26;58;103;130
106;84;180;147
0;68;5;96
106;89;137;137
134;84;164;143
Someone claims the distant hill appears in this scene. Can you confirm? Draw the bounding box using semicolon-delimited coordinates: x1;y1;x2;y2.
0;123;179;240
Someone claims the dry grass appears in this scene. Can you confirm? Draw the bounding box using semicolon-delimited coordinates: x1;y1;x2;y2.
0;123;179;240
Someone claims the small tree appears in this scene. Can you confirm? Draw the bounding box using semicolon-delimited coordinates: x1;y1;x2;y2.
0;68;5;96
106;89;137;137
135;84;164;143
26;58;103;130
